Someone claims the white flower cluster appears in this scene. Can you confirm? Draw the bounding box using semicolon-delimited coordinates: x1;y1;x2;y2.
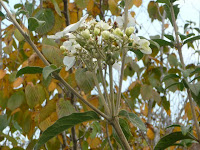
48;13;152;71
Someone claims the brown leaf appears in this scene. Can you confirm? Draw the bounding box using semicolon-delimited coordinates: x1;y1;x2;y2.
87;0;94;11
12;77;24;88
147;128;154;140
133;0;142;7
0;69;6;79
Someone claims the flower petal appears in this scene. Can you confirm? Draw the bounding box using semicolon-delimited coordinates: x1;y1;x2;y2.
63;56;76;71
113;62;121;72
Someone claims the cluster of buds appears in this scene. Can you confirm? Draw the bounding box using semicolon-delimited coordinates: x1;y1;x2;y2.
49;13;152;71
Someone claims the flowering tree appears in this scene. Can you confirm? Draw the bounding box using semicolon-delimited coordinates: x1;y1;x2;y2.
1;0;200;149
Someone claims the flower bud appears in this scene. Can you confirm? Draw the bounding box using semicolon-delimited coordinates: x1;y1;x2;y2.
125;27;135;37
60;45;66;52
81;29;90;39
113;28;123;37
102;31;110;40
94;28;100;35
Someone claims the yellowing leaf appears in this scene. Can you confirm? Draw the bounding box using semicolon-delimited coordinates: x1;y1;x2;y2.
48;80;57;92
87;0;94;11
147;128;154;140
12;77;24;88
164;24;169;29
108;0;120;16
0;69;6;79
141;84;153;100
91;5;101;17
133;0;142;7
88;137;101;148
185;102;192;120
70;11;78;24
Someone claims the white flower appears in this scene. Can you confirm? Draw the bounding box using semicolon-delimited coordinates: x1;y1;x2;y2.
113;28;123;37
62;40;80;54
115;12;136;29
138;39;152;54
95;20;112;30
48;14;89;39
102;31;111;39
63;56;76;71
94;28;100;35
125;27;135;37
81;29;90;39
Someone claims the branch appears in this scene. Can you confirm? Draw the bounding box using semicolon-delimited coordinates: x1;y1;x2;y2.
0;0;110;121
170;2;200;141
109;64;115;116
115;0;129;115
62;0;70;26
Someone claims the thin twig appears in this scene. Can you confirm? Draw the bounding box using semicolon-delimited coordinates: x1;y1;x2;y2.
63;0;70;26
97;60;112;113
115;0;129;115
109;64;115;116
92;71;110;115
0;0;110;121
170;2;200;141
106;122;114;150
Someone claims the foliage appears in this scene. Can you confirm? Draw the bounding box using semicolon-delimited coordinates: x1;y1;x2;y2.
0;0;200;149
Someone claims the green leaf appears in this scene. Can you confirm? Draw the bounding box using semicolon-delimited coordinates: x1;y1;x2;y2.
152;39;174;47
141;84;153;100
75;0;89;9
166;124;181;129
34;111;100;150
25;84;46;109
25;2;34;16
42;38;64;67
42;64;61;80
75;68;95;94
0;11;5;20
183;35;200;45
16;66;43;77
164;4;180;25
130;49;143;60
14;4;23;9
28;17;45;31
50;0;62;16
0;114;8;131
149;40;160;49
56;98;76;118
162;74;180;82
164;34;175;41
119;110;146;131
7;91;25;111
162;96;170;111
34;8;55;35
119;118;132;140
154;132;197;150
168;53;179;67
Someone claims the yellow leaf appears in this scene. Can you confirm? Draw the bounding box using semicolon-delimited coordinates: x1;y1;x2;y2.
133;0;142;7
68;3;75;11
91;5;100;17
48;80;57;92
0;69;6;79
87;0;94;11
147;128;154;140
164;24;169;29
173;126;181;132
12;77;24;88
70;11;78;24
11;108;21;115
28;53;45;67
185;102;192;120
130;11;136;17
88;137;101;148
108;0;120;16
